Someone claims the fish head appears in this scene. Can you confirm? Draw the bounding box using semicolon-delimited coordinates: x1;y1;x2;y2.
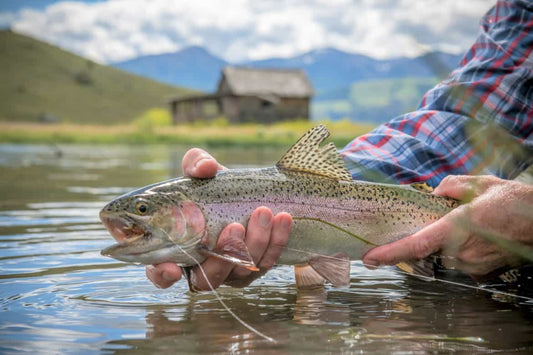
99;185;206;265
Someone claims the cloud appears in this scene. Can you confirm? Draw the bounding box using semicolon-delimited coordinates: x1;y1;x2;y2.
8;0;495;63
0;11;17;28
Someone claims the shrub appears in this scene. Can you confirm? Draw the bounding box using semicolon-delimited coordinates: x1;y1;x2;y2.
74;71;92;86
134;108;172;127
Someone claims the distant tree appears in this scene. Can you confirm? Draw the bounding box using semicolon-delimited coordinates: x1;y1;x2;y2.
74;70;92;86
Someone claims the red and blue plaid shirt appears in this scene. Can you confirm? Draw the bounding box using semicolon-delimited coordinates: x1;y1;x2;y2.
342;0;533;186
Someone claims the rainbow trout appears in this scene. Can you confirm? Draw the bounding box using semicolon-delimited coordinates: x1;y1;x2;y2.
100;125;458;288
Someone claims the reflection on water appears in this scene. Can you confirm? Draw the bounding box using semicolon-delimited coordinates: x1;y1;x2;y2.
1;144;532;354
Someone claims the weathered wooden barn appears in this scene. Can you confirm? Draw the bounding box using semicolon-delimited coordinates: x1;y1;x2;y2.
169;67;313;124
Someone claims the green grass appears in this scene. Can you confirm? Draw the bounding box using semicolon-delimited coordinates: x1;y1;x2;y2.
0;120;375;148
0;30;193;124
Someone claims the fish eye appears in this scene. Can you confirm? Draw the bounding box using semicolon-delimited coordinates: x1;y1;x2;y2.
135;201;149;215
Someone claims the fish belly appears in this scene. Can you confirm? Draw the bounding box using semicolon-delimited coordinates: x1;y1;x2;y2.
276;205;438;265
198;175;450;266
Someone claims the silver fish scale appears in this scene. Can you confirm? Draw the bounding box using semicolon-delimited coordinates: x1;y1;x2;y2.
175;167;456;212
144;167;458;260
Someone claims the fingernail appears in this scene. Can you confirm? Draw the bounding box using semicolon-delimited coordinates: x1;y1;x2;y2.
192;159;204;172
280;216;292;231
364;259;379;269
193;154;211;170
230;225;243;239
258;210;271;227
162;271;174;282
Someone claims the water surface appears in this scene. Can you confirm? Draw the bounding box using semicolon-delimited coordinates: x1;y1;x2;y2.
1;144;532;354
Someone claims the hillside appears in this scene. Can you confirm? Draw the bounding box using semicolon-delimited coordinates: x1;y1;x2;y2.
0;30;192;124
313;77;440;122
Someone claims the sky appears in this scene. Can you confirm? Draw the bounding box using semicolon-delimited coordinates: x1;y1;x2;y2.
1;0;496;64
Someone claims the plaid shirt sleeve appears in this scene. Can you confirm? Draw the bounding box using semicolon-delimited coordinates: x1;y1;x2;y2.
341;0;533;187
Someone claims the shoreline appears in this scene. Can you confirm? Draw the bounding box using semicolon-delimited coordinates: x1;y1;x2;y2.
0;121;375;147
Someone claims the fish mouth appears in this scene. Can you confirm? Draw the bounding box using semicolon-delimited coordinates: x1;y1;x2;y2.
100;212;169;263
100;213;147;243
100;227;177;264
99;207;201;265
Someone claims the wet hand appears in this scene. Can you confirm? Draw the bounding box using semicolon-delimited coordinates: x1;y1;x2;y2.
363;175;533;278
145;148;292;290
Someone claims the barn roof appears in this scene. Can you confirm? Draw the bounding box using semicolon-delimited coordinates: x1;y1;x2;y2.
218;67;313;98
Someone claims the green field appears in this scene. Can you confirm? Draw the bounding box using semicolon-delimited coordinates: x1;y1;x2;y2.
313;77;439;123
0;30;192;124
0;120;375;148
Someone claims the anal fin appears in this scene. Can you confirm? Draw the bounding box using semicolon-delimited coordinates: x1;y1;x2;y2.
308;252;351;287
294;264;326;289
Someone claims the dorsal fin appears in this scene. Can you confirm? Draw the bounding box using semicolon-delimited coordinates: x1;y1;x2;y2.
276;125;352;181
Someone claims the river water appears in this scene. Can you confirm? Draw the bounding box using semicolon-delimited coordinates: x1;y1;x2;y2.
1;144;532;354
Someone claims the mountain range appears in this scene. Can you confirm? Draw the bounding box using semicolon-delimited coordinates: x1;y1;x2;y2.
113;47;462;123
114;46;461;93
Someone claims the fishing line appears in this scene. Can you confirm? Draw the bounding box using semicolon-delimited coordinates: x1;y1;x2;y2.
162;230;277;344
158;237;532;340
390;268;533;302
284;246;533;302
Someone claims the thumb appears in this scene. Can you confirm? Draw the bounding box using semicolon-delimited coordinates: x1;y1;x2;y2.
182;148;225;178
363;214;454;267
434;175;501;201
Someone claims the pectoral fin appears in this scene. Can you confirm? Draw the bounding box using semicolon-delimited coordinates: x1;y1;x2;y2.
197;237;259;271
308;252;351;287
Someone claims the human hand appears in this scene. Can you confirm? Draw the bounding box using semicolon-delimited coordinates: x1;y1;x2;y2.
145;148;292;290
363;175;533;278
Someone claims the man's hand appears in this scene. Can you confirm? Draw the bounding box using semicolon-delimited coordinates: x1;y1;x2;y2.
363;175;533;278
145;148;292;290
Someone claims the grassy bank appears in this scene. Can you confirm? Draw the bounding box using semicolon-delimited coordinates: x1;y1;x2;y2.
0;120;375;148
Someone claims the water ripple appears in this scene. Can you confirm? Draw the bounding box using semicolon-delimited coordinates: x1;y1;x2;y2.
1;144;532;354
